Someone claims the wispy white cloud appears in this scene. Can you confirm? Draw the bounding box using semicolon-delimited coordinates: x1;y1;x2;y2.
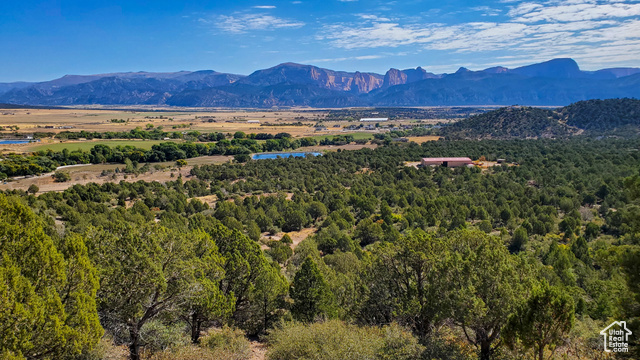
207;13;305;33
316;0;640;69
509;1;640;22
253;5;276;9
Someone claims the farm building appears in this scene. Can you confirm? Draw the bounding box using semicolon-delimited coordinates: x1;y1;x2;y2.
421;157;473;168
360;117;388;122
247;120;260;124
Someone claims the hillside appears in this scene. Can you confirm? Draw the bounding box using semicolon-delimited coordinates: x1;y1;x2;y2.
443;98;640;139
443;107;572;139
559;98;640;132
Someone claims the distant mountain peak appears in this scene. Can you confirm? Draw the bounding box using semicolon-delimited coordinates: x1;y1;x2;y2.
511;58;581;78
483;66;509;74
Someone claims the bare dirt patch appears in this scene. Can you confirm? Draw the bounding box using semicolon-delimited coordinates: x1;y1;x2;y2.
262;227;316;250
249;340;267;360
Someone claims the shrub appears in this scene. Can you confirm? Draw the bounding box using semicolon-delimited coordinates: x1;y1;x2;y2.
73;335;128;360
53;170;71;182
139;320;189;353
377;323;425;360
234;153;251;163
201;326;251;360
266;241;293;264
147;345;236;360
478;220;492;233
266;320;423;360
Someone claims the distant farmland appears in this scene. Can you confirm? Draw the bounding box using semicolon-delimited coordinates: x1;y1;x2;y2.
29;139;182;152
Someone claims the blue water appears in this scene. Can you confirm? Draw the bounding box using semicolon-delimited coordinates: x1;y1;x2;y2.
252;152;322;160
0;140;37;145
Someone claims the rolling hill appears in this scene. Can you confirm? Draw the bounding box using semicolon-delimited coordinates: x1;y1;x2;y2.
443;98;640;139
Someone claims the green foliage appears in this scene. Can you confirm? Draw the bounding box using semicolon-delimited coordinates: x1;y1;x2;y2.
446;229;531;360
510;226;528;253
291;257;335;322
85;223;199;359
182;229;234;344
234;153;251;163
280;233;293;244
354;218;384;246
504;282;575;360
139;320;189;352
266;240;293;264
247;263;289;334
316;223;354;254
54;170;71;182
477;220;492;233
0;194;102;359
361;230;449;337
192;221;281;334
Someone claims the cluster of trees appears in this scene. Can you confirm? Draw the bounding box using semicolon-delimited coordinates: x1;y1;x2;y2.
0;133;319;178
319;134;356;145
385;125;436;138
54;127;180;140
53;128;302;142
1;136;640;359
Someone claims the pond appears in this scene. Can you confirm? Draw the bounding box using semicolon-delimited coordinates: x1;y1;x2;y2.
252;152;322;160
0;140;38;145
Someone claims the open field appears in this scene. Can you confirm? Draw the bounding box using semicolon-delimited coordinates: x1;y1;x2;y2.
308;132;373;141
0;108;326;135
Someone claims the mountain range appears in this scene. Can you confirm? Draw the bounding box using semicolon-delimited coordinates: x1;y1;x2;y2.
1;58;638;107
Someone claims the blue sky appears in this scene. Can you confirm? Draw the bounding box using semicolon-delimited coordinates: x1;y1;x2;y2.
1;0;639;82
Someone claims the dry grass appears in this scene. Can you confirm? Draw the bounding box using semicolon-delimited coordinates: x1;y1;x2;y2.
406;135;441;143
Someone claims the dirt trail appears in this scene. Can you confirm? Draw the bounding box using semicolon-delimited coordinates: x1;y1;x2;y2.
249;341;268;360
